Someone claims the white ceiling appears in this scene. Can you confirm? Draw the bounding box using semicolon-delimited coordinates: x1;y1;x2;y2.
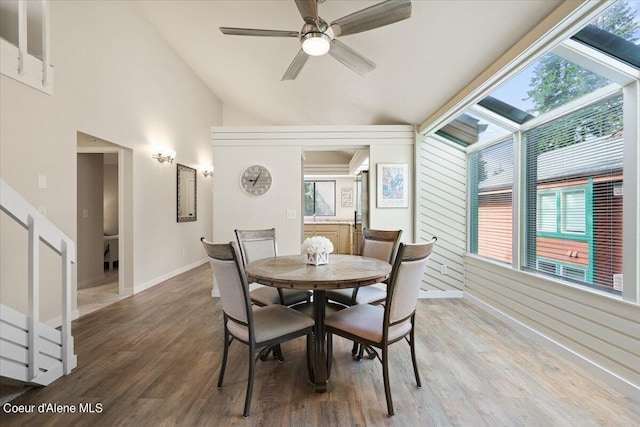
134;0;563;127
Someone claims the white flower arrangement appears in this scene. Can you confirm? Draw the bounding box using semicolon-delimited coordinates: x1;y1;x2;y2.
302;236;334;255
302;236;334;266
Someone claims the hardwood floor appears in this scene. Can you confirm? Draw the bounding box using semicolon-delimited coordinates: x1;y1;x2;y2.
1;263;638;426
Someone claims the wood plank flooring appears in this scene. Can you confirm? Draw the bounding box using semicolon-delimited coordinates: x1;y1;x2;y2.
1;263;638;426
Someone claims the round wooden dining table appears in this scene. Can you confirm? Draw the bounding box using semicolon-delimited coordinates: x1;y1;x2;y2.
245;254;391;392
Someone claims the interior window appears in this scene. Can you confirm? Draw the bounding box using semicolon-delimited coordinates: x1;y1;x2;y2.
304;180;336;216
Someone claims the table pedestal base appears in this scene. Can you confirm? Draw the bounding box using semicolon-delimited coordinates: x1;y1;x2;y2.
310;290;328;392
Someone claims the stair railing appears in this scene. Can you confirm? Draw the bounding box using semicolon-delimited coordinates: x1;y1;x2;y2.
0;178;76;380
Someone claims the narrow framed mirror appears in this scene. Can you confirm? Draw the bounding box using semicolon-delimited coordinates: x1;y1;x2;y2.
177;163;197;222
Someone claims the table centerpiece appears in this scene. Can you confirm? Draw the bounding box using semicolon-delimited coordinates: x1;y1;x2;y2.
302;236;334;266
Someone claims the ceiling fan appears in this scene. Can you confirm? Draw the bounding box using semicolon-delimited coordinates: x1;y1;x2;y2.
220;0;412;81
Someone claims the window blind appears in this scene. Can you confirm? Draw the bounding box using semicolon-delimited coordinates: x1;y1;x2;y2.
524;96;624;291
468;138;514;264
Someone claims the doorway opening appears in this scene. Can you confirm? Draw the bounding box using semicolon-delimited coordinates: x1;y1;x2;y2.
77;132;133;316
302;146;369;255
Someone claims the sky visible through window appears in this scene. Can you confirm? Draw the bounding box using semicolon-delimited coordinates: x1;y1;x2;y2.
489;0;639;117
471;1;639;194
438;1;638;147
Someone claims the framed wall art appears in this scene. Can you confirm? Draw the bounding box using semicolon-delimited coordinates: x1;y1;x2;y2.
341;187;353;207
377;163;408;208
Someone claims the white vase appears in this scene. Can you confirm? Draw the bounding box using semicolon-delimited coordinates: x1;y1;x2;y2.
307;252;329;266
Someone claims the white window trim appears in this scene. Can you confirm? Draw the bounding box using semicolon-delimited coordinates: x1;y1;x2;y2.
622;81;639;303
0;0;53;94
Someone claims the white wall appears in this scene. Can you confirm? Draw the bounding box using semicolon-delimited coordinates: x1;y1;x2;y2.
211;126;415;262
0;0;222;322
212;145;303;256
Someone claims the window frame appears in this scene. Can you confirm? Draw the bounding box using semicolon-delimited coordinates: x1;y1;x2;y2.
304;180;336;217
536;186;589;238
536;258;588;282
426;1;639;303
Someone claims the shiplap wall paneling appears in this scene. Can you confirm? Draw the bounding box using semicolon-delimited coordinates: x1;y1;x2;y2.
465;255;640;388
417;136;466;292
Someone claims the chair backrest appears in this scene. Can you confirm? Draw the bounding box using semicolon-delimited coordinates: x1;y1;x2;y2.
361;228;402;264
234;228;277;266
201;238;252;325
385;238;437;327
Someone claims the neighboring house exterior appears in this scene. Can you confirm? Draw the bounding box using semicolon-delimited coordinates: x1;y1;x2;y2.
476;135;623;290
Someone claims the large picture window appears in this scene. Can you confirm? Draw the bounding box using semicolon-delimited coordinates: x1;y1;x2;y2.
525;96;623;290
449;1;638;296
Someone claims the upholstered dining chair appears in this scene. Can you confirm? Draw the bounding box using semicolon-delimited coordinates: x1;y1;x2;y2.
235;228;311;307
200;239;315;418
326;228;402;358
324;238;437;416
325;228;402;307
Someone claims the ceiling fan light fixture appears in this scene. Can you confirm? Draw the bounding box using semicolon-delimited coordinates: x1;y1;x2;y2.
302;33;331;56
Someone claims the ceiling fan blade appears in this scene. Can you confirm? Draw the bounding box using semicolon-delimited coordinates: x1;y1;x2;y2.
295;0;319;24
328;39;375;76
220;27;299;37
282;49;310;81
330;0;412;37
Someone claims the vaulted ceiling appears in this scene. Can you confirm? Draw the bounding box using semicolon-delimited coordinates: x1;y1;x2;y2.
134;0;563;127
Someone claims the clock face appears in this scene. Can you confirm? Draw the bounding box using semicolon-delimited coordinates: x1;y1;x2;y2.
240;164;272;197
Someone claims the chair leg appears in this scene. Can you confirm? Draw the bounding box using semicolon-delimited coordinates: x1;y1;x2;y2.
243;343;256;418
357;343;364;361
409;327;421;388
351;341;360;356
258;344;284;361
273;344;284;362
357;344;377;361
382;345;394;416
327;332;333;377
218;325;230;388
258;345;271;361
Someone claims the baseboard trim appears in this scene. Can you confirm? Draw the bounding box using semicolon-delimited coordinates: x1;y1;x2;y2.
419;289;464;298
135;259;208;294
465;293;640;400
44;309;80;328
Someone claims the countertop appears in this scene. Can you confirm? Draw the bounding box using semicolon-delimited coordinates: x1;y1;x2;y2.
304;219;354;225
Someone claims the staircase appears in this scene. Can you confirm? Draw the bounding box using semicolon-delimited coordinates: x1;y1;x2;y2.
0;179;77;386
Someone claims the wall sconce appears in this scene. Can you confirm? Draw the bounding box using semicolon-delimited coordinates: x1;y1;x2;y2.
152;147;176;164
201;165;214;177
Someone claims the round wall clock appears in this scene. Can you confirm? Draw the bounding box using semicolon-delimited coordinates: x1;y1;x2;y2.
240;164;273;197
